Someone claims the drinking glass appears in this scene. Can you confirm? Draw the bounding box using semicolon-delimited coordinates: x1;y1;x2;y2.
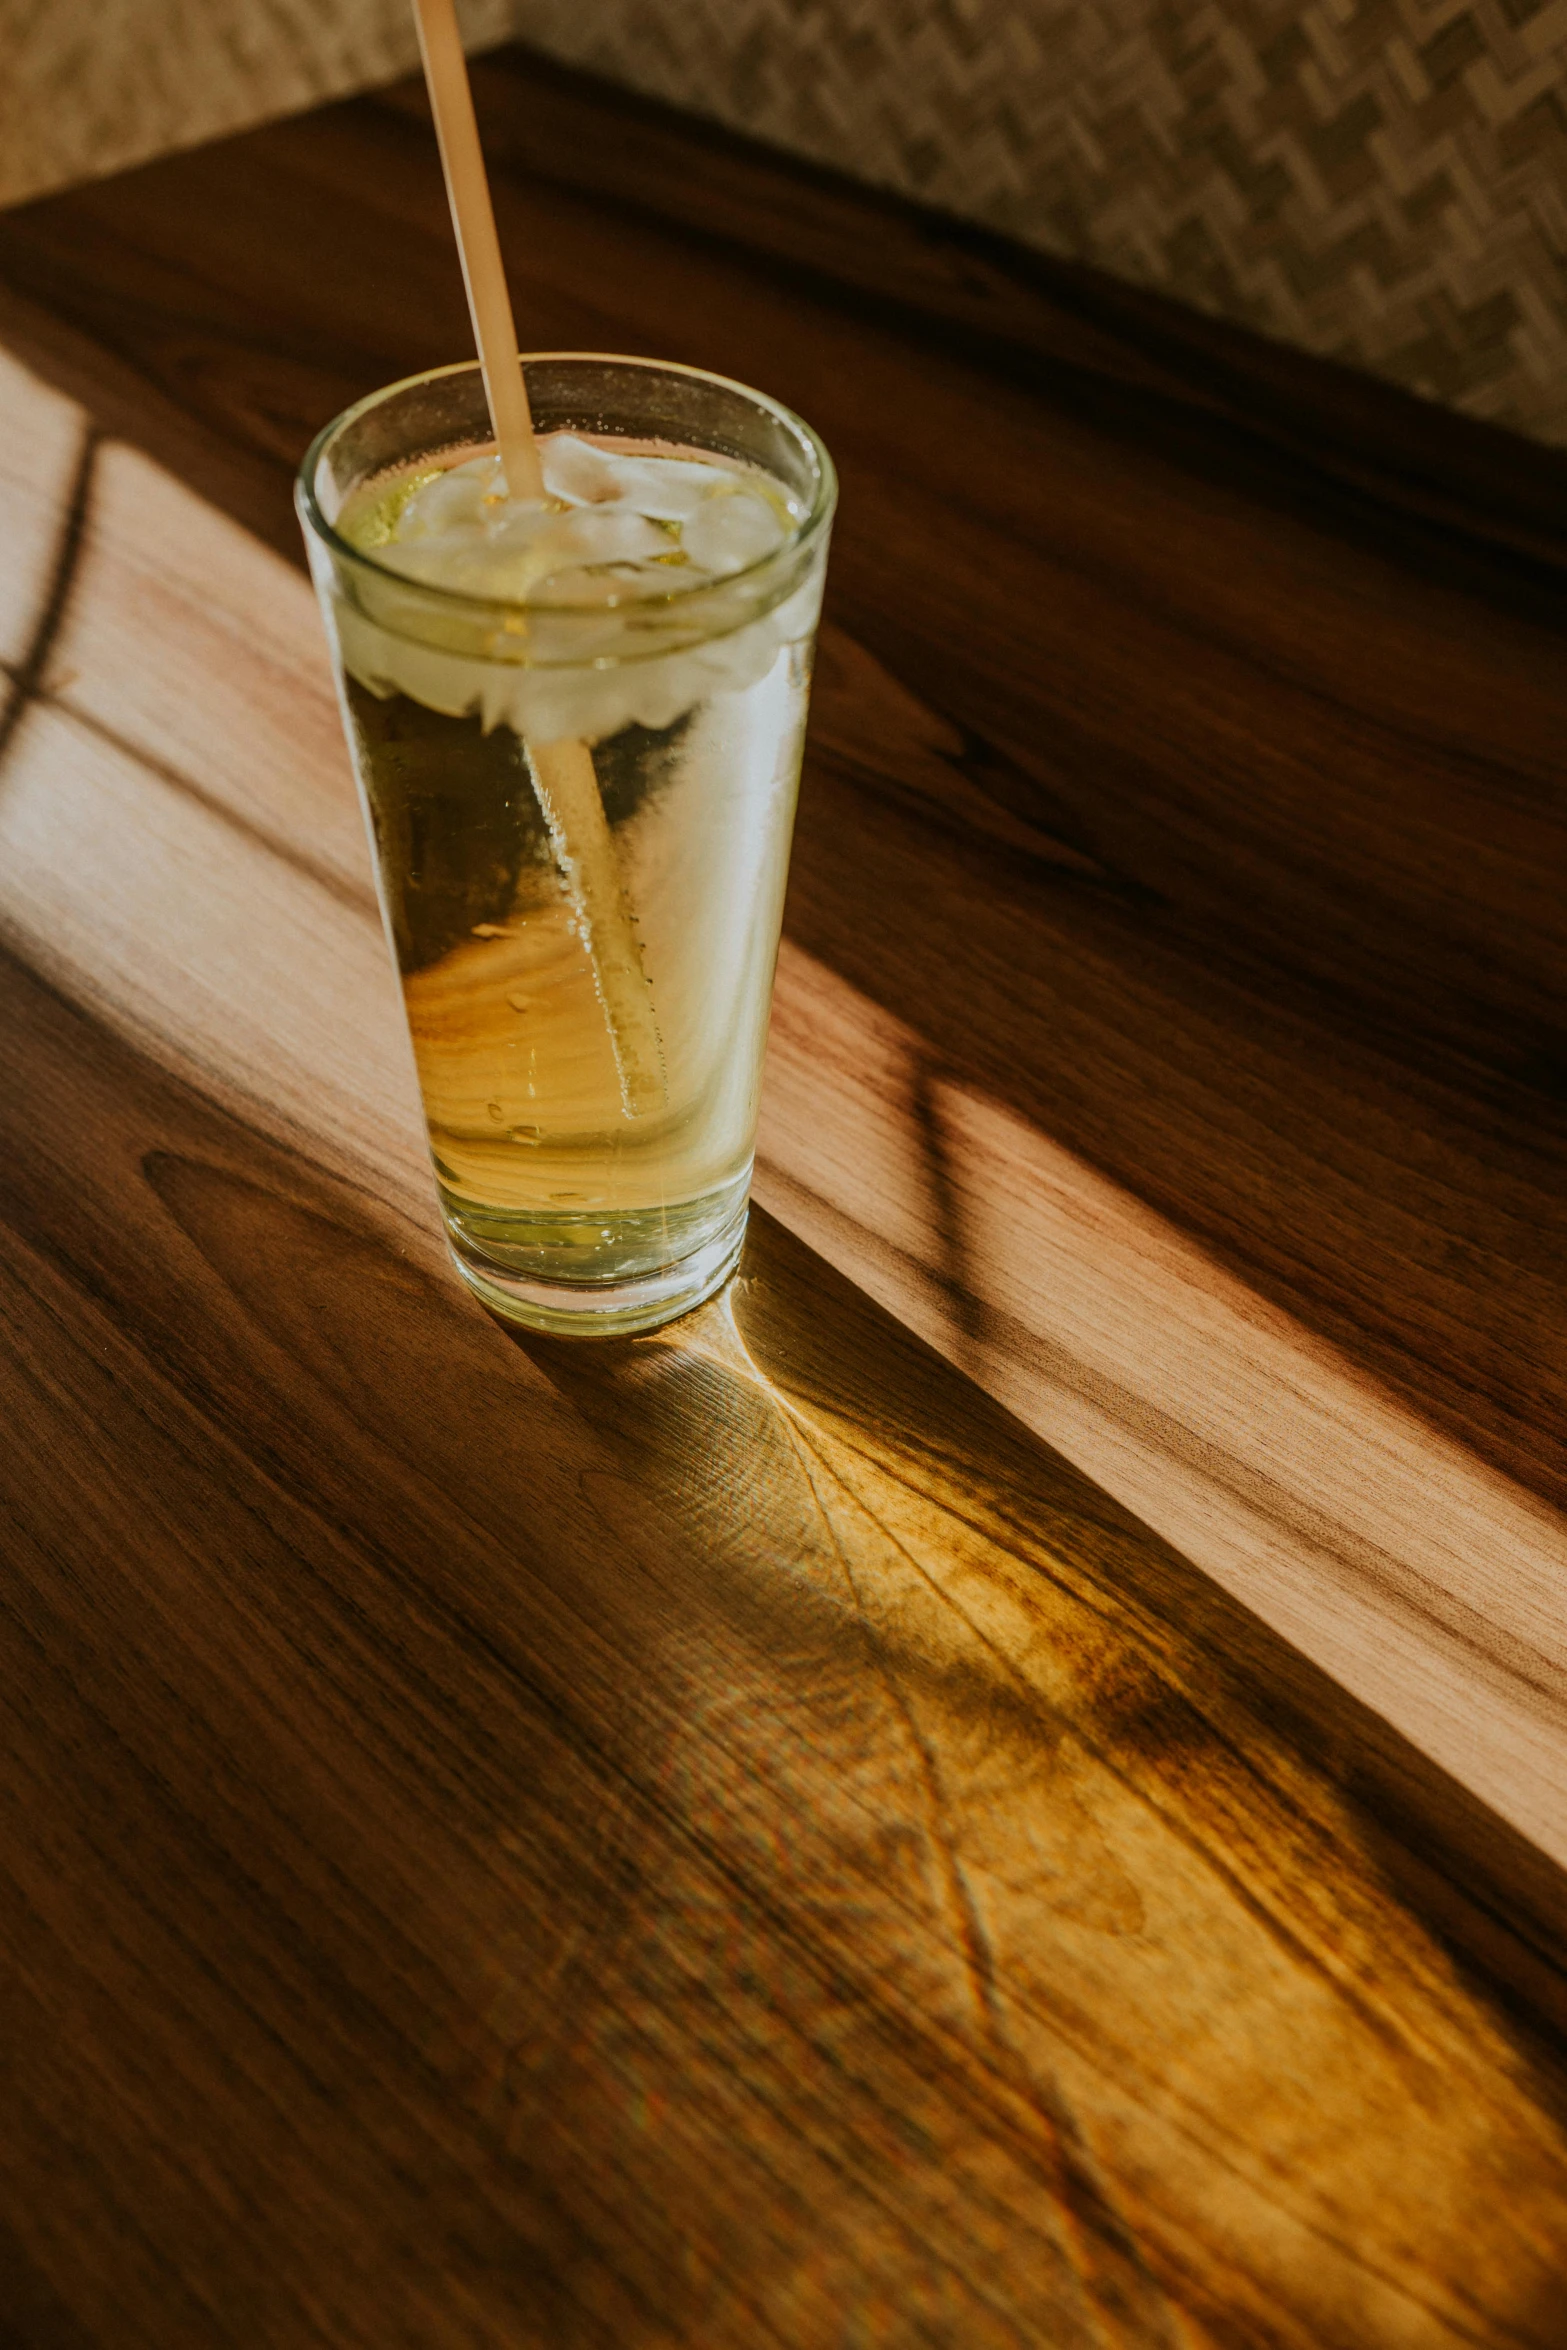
298;354;835;1335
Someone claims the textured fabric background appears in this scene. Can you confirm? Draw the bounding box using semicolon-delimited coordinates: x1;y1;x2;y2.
0;0;513;211
512;0;1567;443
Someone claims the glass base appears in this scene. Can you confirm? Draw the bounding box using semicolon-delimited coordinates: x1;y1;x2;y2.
449;1196;749;1337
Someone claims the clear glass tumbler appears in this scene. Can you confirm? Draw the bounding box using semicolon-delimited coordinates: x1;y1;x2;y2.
298;355;835;1336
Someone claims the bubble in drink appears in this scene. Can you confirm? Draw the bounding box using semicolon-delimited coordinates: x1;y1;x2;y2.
329;428;822;1316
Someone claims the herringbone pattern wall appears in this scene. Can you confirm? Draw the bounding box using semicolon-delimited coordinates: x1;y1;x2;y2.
5;0;1561;439
513;0;1567;443
0;0;513;214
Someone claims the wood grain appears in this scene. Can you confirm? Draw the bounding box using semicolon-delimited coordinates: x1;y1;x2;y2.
3;935;1565;2348
1;52;1563;1851
0;49;1565;2347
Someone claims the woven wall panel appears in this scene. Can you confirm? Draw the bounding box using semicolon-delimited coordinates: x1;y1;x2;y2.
0;0;514;212
511;0;1567;443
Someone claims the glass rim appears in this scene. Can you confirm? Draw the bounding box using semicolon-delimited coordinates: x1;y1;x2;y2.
295;352;837;619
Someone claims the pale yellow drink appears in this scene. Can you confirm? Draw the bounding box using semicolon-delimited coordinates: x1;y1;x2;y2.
298;357;835;1334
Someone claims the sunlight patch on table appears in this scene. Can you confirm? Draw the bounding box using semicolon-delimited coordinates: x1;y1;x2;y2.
757;941;1567;1868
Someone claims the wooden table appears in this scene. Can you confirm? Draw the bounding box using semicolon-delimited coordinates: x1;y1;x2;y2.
1;46;1565;2348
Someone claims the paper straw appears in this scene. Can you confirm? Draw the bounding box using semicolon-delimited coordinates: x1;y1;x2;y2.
528;739;666;1117
411;0;666;1116
411;0;541;500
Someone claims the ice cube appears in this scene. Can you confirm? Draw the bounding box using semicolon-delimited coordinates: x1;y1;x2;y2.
533;506;670;572
397;454;507;537
541;434;631;506
485;502;571;559
375;529;502;591
528;564;653;605
542;433;722;519
606;455;734;521
680;485;787;576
